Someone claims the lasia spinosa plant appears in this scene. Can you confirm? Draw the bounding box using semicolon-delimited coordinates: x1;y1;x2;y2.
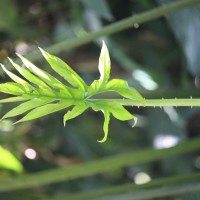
0;41;143;142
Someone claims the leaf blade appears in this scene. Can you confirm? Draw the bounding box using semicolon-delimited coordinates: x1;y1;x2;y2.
0;64;33;93
0;82;26;95
15;100;74;124
39;48;87;91
93;100;134;121
2;98;54;119
63;102;89;125
87;41;111;97
0;96;29;103
99;41;111;84
17;53;73;97
105;79;144;101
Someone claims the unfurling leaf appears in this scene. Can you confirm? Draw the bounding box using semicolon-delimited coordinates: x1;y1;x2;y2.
0;41;143;142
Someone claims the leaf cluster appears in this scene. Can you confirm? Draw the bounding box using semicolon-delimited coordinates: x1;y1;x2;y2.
0;41;143;142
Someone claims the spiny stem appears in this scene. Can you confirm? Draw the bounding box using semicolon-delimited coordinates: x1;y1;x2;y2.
90;99;200;107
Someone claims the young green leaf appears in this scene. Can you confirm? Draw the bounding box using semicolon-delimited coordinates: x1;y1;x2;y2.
0;96;30;103
89;100;135;142
0;42;143;142
8;58;55;96
0;64;34;93
92;100;134;121
39;48;87;91
105;79;144;101
2;98;54;119
63;102;89;125
17;53;73;97
0;145;23;173
14;100;74;124
86;41;111;97
0;82;27;95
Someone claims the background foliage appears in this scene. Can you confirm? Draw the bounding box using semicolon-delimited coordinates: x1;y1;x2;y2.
0;0;200;199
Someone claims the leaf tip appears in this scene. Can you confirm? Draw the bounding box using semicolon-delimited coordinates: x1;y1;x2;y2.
13;120;21;125
7;57;14;65
131;116;138;128
38;47;46;55
63;119;66;127
97;137;107;143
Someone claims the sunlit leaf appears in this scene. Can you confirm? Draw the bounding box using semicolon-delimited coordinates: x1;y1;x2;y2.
2;98;54;119
0;42;143;142
89;100;135;142
39;48;87;91
63;102;89;125
105;79;144;101
0;82;26;95
86;41;111;97
15;100;74;124
0;146;23;173
17;53;73;97
0;64;34;93
92;100;134;121
8;58;55;96
98;40;111;84
0;96;29;103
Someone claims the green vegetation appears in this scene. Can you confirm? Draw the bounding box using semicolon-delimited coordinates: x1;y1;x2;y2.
0;0;200;199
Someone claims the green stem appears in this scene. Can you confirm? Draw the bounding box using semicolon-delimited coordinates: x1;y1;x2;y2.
90;98;200;107
40;0;200;56
1;137;200;192
3;0;200;71
48;173;200;200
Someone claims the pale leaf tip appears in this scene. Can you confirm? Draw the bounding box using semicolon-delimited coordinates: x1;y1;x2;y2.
97;133;108;143
97;137;106;143
7;57;13;63
131;116;138;128
63;120;66;127
13;120;21;125
38;47;45;55
102;40;108;49
38;47;49;59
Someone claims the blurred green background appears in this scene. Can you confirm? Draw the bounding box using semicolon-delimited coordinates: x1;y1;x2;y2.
0;0;200;199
